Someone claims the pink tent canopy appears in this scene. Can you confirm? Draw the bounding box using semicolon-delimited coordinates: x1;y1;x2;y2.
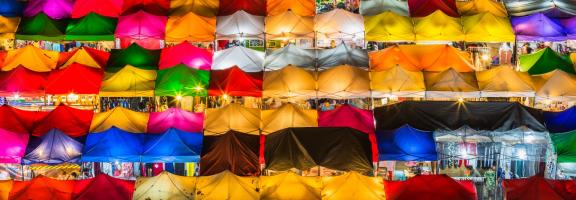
0;128;29;164
147;108;204;133
24;0;74;19
115;10;167;40
159;42;213;70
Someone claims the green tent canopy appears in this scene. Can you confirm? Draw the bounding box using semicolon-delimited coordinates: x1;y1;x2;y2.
551;131;576;163
16;13;68;41
519;47;575;75
106;43;160;72
155;64;210;97
65;12;117;41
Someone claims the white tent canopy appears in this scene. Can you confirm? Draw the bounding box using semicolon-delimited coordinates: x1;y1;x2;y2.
315;9;365;40
265;10;315;40
317;43;369;70
212;46;265;72
360;0;410;16
216;10;264;39
264;44;316;71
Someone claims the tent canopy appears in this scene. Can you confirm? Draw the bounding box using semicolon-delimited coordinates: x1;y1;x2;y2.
169;0;219;17
408;0;459;17
561;16;576;39
90;107;149;133
267;0;315;16
0;180;12;200
24;0;73;19
315;9;364;39
261;103;318;134
544;106;576;133
9;176;75;200
503;175;576;200
0;105;41;134
16;13;68;41
360;0;409;16
73;174;135;200
121;0;170;16
503;0;576;17
133;172;196;200
364;11;415;42
58;47;110;69
260;172;322;200
0;16;20;39
218;0;266;16
550;131;576;163
195;171;260;199
23;129;83;164
317;65;371;98
65;12;117;41
371;65;426;97
99;65;157;97
155;64;210;97
204;103;261;135
208;66;263;97
476;65;535;97
376;125;437;161
212;46;264;72
318;104;374;134
322;172;386;200
33;105;93;137
200;130;260;176
264;44;316;70
424;68;480;98
115;10;167;40
2;45;59;72
457;0;508;17
0;0;23;17
317;44;369;69
512;13;568;41
0;128;28;164
147;108;204;133
265;10;314;40
0;66;48;97
385;175;477;200
159;42;212;70
71;0;123;18
519;47;575;75
414;10;464;42
533;70;576;98
82;126;145;162
463;12;515;42
165;12;216;42
46;63;104;95
142;128;203;163
106;43;160;72
216;10;264;39
263;65;317;98
369;44;475;72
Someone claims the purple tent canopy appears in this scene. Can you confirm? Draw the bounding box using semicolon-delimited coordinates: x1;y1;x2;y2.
24;0;74;19
560;17;576;40
511;13;567;41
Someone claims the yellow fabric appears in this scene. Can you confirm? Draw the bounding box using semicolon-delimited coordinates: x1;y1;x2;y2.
90;106;150;133
534;70;576;98
317;65;371;98
2;45;59;72
261;103;318;134
134;172;197;200
424;68;480;98
260;172;322;200
0;180;12;200
170;0;219;17
166;12;216;42
0;16;19;39
570;53;576;64
263;65;317;98
99;65;157;97
267;0;315;17
462;13;514;42
59;48;105;69
195;171;259;200
265;10;315;40
364;11;415;42
457;0;508;17
321;172;385;200
414;10;464;42
204;103;261;135
371;65;426;97
369;44;475;72
476;65;535;95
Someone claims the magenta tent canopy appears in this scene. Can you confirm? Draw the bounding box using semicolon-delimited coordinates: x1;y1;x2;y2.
24;0;74;19
159;42;213;70
147;108;204;134
115;10;167;40
318;104;375;134
0;128;29;164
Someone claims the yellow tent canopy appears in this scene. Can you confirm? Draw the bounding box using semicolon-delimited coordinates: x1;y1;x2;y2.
2;45;59;72
369;44;475;72
317;65;371;98
462;12;515;42
364;11;415;42
371;65;426;97
169;0;219;17
133;171;197;200
321;172;385;200
414;10;464;42
0;16;19;39
266;0;315;17
570;53;576;64
195;171;259;200
204;103;261;135
476;65;535;97
265;10;314;40
58;47;107;69
165;12;216;42
90;106;150;133
457;0;508;17
0;180;12;200
263;65;317;98
261;103;318;134
534;70;576;99
99;65;157;97
424;68;480;98
260;172;322;200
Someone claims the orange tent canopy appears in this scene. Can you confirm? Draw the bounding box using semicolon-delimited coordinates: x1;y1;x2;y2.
9;176;75;200
369;44;475;72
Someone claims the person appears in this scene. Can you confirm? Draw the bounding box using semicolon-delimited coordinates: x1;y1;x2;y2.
484;166;496;200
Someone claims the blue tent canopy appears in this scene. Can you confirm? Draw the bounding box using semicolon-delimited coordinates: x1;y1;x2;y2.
81;126;145;162
544;107;576;133
23;129;83;164
141;128;203;163
376;125;438;161
0;0;23;17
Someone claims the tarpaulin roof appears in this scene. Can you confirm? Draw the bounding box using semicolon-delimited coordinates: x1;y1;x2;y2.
9;176;75;200
106;43;160;72
315;9;364;40
533;70;576;98
58;47;110;69
212;46;264;72
374;101;546;131
90;107;149;133
512;13;568;41
204;103;261;135
463;12;515;42
46;63;104;95
408;0;459;17
267;0;315;16
73;174;135;200
24;0;73;19
560;16;576;39
385;175;477;200
260;172;322;200
376;125;437;161
169;0;219;17
71;0;123;18
364;11;415;42
360;0;409;16
264;127;373;173
544;106;576;133
218;0;266;16
369;44;474;72
208;66;263;97
414;10;464;41
23;129;83;164
551;130;576;163
159;42;212;70
0;16;19;39
263;65;316;98
196;171;259;199
0;66;48;97
133;171;196;200
200;130;260;176
318;104;375;134
216;10;264;39
82;126;145;162
261;103;318;134
0;0;23;17
65;13;117;41
265;10;314;40
371;65;426;97
317;65;371;98
165;12;216;42
519;47;574;75
16;13;68;41
0;180;12;200
503;175;576;200
142;128;203;163
0;128;28;163
476;65;535;97
99;65;157;97
0;105;41;133
148;108;204;133
155;64;210;96
322;172;386;200
263;44;316;70
2;45;59;72
424;68;480;98
121;0;170;16
457;0;508;17
33;105;93;137
115;10;167;40
317;44;369;69
503;0;576;17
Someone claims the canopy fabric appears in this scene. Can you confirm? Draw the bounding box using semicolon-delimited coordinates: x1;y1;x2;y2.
212;46;264;72
261;103;318;134
23;129;83;164
267;0;315;16
262;65;316;98
462;12;515;42
165;12;216;42
0;180;12;200
260;172;322;200
317;65;371;98
216;10;264;39
364;11;415;42
317;43;369;69
159;42;212;70
376;125;437;161
9;176;75;200
115;10;167;40
204;103;261;135
208;66;263;97
264;127;373;173
511;13;567;41
503;0;576;17
155;64;210;97
65;13;117;41
121;0;170;16
369;45;475;72
24;0;73;19
265;10;315;40
371;65;426;97
169;0;219;17
374;101;546;132
218;0;266;16
0;105;41;133
561;17;576;39
360;0;409;16
0;16;19;39
503;175;576;200
133;171;196;200
142;128;203;163
147;108;204;133
58;47;110;69
0;0;23;17
414;10;464;41
544;107;576;133
200;130;260;176
2;45;59;72
71;0;123;18
106;43;160;72
519;47;574;75
16;13;68;41
46;63;104;95
318;104;374;134
0;66;48;97
99;65;157;97
82;127;145;162
533;70;576;98
33;105;93;137
315;9;364;40
90;107;149;133
195;171;259;199
73;174;135;200
550;131;576;163
408;0;459;17
384;175;477;200
263;44;316;70
321;172;386;200
476;65;535;97
424;68;480;98
0;128;28;163
457;0;508;17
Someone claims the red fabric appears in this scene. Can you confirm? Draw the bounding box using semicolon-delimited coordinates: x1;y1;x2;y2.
121;0;170;15
32;105;94;137
159;42;213;70
0;51;6;66
57;47;110;69
503;175;576;200
46;63;104;95
0;105;42;134
0;66;48;97
71;0;123;18
9;176;75;200
384;175;477;200
408;0;459;17
73;174;135;200
218;0;266;16
208;66;263;97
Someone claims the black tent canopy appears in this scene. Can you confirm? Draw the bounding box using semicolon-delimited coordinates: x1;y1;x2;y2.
200;130;260;176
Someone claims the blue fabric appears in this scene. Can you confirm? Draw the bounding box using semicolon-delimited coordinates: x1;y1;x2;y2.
141;128;203;163
376;125;438;161
81;127;145;162
0;0;23;17
24;129;84;164
544;107;576;133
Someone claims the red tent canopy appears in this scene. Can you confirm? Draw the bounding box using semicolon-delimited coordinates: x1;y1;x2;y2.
32;105;94;137
71;0;123;18
73;174;135;200
208;66;263;97
503;175;576;200
57;47;110;69
121;0;170;15
218;0;266;16
0;105;43;134
385;175;477;200
408;0;459;17
46;63;104;95
0;66;48;97
9;176;75;200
